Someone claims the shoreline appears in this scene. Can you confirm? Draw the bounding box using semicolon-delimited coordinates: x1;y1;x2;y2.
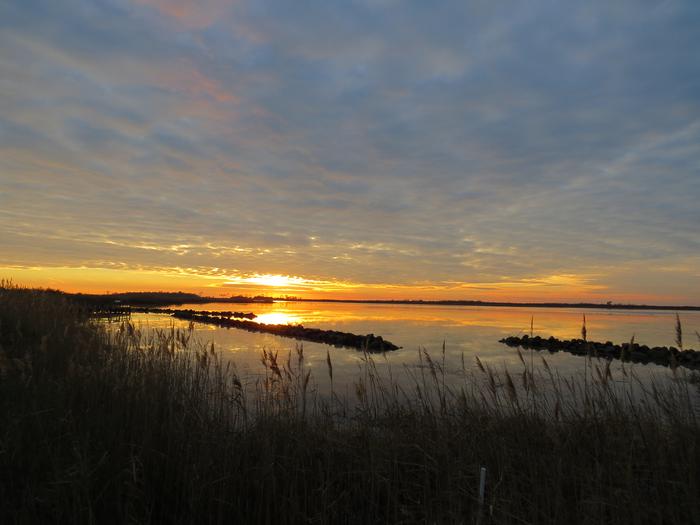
60;290;700;311
281;298;700;311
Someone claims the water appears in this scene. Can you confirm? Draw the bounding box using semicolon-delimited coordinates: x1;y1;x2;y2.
130;301;700;395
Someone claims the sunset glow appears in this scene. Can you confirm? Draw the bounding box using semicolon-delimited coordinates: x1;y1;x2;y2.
3;4;699;522
225;274;321;289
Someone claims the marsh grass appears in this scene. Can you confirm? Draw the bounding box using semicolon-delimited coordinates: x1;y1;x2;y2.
1;283;699;524
676;313;684;351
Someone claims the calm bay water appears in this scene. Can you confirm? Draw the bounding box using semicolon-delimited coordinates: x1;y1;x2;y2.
130;302;700;394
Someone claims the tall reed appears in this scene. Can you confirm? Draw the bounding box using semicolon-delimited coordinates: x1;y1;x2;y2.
1;283;698;524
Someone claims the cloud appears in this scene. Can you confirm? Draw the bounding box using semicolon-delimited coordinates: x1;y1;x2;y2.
1;0;699;302
131;0;234;30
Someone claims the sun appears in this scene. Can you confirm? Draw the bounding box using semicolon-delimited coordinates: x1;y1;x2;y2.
225;274;312;288
247;274;304;287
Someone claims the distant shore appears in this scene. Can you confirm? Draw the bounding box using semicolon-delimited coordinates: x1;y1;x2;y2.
69;290;700;311
283;298;700;311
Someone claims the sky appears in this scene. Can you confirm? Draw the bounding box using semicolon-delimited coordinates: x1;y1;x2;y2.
1;0;699;303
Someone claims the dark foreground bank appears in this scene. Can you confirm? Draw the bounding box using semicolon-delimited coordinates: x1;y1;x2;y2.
1;283;698;524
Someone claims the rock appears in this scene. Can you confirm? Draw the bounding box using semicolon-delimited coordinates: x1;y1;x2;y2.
498;335;698;370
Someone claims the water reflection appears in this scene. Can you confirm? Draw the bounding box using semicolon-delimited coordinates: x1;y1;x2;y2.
184;301;700;348
129;302;700;399
253;311;303;325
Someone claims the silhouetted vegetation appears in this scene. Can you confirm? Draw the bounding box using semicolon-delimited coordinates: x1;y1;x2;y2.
1;282;698;524
71;291;273;307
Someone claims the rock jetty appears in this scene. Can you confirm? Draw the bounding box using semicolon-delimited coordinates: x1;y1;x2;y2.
171;311;400;352
499;334;700;370
132;307;257;320
91;306;258;320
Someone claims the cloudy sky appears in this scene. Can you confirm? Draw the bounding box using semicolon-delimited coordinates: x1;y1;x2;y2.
1;0;699;303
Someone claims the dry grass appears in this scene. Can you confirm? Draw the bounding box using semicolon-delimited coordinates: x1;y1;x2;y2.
1;282;698;524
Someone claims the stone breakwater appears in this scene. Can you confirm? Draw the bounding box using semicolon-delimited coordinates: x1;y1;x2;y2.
499;335;700;370
171;311;400;352
91;306;258;320
132;307;257;320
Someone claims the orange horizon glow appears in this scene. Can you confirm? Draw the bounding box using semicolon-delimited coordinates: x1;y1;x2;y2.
1;265;695;306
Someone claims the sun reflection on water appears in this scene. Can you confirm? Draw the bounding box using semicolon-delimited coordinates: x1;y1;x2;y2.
253;312;303;325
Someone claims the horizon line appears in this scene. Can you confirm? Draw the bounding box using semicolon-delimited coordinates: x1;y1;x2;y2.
62;289;700;311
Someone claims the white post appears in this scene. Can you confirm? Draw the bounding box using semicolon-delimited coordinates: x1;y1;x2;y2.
479;466;486;505
477;466;487;523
